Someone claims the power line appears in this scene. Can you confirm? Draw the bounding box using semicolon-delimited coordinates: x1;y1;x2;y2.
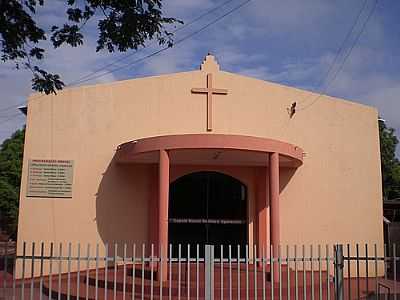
68;0;236;86
305;0;368;101
51;0;252;96
72;0;252;85
298;0;378;111
0;101;27;114
0;0;243;116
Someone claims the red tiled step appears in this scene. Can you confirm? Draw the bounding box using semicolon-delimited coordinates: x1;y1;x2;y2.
41;263;334;300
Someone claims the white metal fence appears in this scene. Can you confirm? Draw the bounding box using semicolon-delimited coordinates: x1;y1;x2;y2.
0;242;395;300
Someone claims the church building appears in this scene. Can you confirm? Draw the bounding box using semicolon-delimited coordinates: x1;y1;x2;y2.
16;54;383;261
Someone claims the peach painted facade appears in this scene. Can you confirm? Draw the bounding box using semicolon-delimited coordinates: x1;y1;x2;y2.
16;55;383;276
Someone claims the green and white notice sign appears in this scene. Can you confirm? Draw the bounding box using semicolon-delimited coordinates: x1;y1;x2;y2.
27;159;74;198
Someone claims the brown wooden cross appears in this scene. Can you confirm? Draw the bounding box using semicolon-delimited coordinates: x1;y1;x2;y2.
191;73;228;131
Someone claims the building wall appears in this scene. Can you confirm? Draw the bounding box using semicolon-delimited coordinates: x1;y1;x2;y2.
16;66;384;275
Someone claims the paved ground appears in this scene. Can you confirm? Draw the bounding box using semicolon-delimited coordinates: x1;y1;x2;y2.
1;267;399;300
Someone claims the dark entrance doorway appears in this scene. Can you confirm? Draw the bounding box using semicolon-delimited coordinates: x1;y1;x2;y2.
169;171;247;257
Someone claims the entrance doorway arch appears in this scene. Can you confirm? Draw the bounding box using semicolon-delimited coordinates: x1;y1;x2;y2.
168;171;247;257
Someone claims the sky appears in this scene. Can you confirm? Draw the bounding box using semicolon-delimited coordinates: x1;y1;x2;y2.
0;0;399;157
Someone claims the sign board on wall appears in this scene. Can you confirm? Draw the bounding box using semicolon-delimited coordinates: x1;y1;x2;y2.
27;159;74;198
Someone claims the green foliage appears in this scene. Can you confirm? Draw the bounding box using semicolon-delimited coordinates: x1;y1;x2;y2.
379;120;400;200
0;127;25;239
0;0;181;94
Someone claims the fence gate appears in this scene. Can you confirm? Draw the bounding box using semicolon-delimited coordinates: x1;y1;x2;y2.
1;241;395;300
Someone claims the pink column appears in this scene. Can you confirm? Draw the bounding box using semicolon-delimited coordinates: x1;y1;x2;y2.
158;149;169;281
269;152;280;282
149;165;159;252
256;168;268;258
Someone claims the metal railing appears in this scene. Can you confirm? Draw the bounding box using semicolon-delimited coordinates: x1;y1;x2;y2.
340;244;398;300
0;242;393;300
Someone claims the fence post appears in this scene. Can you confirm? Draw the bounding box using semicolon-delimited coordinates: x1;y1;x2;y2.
334;244;344;300
205;245;214;300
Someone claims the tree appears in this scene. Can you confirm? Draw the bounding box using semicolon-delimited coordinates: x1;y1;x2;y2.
379;120;400;201
0;127;25;239
0;1;181;95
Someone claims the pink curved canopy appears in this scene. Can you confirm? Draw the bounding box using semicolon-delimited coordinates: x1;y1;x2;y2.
116;134;304;168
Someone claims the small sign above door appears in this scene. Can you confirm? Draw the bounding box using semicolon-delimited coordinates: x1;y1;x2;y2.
169;218;246;225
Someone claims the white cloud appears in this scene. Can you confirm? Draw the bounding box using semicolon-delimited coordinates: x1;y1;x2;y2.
363;84;400;158
137;40;199;75
247;0;334;31
1;0;399;159
237;66;272;80
164;0;214;17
